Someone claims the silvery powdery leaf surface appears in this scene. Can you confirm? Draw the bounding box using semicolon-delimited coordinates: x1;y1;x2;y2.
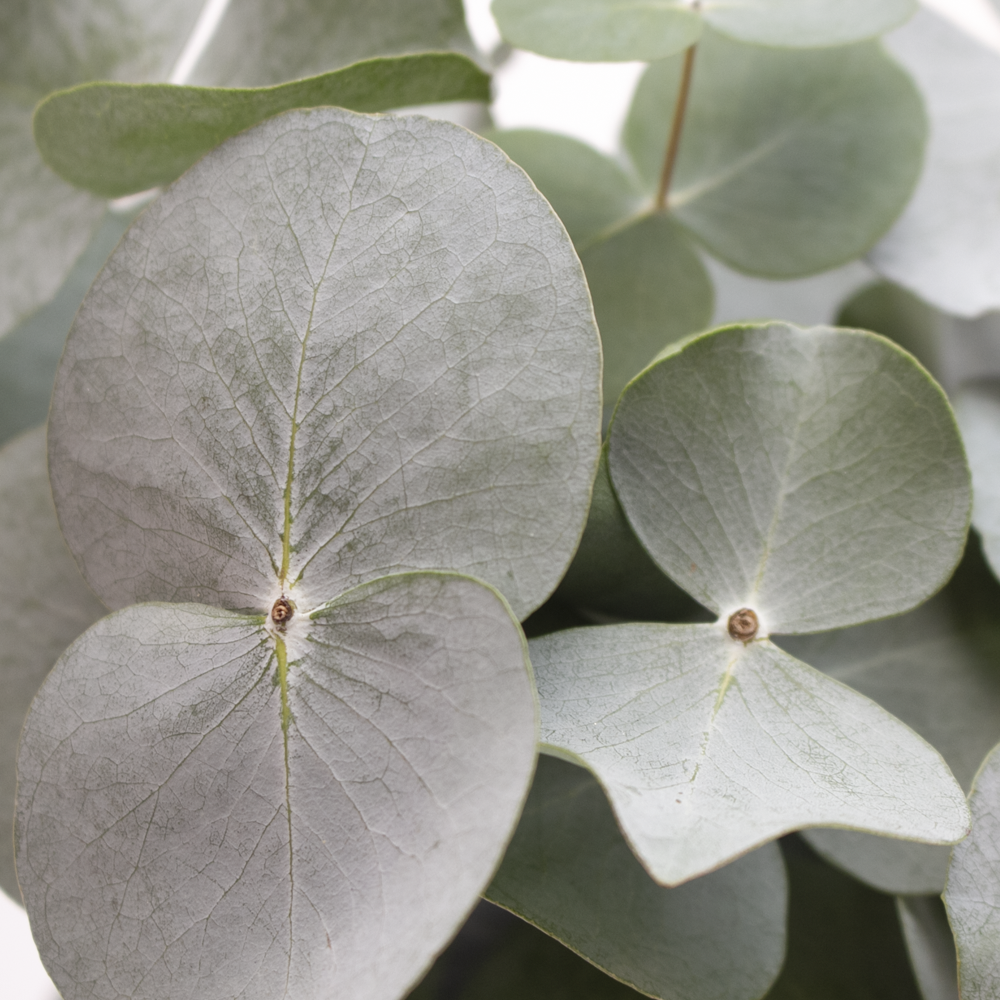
897;897;959;1000
49;108;601;620
0;0;204;339
871;9;1000;317
486;754;786;1000
608;323;969;634
530;623;968;886
955;381;1000;582
0;427;106;901
781;545;1000;894
190;0;474;87
16;574;537;1000
945;741;1000;1000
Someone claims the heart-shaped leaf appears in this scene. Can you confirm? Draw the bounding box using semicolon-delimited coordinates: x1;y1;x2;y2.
16;575;537;1000
35;54;491;199
871;9;1000;317
624;34;926;278
955;381;1000;583
486;754;787;1000
779;543;1000;895
490;0;914;63
944;741;1000;1000
609;323;969;634
531;623;968;885
0;427;106;901
49;108;602;621
897;896;959;1000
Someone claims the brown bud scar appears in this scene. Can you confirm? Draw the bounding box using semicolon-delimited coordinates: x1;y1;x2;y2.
727;608;758;643
271;597;294;630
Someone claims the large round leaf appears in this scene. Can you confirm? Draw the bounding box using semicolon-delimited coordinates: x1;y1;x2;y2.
486;754;786;1000
871;9;1000;317
0;427;106;901
955;381;1000;582
531;623;968;886
49;108;602;620
608;323;969;635
945;741;1000;1000
780;544;1000;894
624;34;926;277
16;574;537;1000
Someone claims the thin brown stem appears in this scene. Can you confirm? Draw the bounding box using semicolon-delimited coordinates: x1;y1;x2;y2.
655;42;698;212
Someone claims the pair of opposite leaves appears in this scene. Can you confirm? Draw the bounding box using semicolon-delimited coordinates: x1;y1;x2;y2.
11;106;970;1000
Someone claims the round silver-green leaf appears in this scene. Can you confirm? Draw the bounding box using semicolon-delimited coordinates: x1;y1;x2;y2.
945;741;1000;1000
608;323;970;634
486;753;787;1000
624;34;927;277
531;623;968;886
16;573;537;1000
0;427;106;901
49;108;601;620
955;381;1000;583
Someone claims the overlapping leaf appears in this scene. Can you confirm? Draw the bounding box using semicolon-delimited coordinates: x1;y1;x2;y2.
780;544;1000;894
944;741;1000;1000
35;54;491;198
18;108;603;1000
490;0;914;62
486;754;787;1000
871;9;1000;317
896;896;959;1000
17;578;537;1000
955;381;1000;582
48;109;601;620
532;321;970;885
0;428;106;901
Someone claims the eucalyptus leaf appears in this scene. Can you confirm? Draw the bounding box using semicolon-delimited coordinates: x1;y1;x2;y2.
16;574;536;1000
871;9;1000;317
764;837;923;1000
189;0;474;88
897;896;959;1000
553;446;710;624
0;427;106;901
624;34;926;277
0;0;204;339
780;543;1000;894
531;623;968;886
486;754;786;1000
35;54;491;198
944;741;1000;1000
608;323;969;634
48;108;602;621
487;130;642;248
490;0;914;63
0;210;133;447
955;381;1000;583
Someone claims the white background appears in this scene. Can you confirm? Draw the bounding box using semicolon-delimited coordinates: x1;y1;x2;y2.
4;0;1000;996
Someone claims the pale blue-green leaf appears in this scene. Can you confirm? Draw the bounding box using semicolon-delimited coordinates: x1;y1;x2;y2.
487;129;642;248
486;753;786;1000
0;0;204;339
582;214;713;409
871;9;1000;317
702;0;916;49
0;428;106;902
16;574;537;1000
0;210;133;447
489;0;700;63
781;546;1000;894
190;0;475;87
897;896;959;1000
624;34;926;277
553;445;710;623
608;323;969;634
49;108;601;620
945;741;1000;1000
955;382;1000;582
531;623;968;886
